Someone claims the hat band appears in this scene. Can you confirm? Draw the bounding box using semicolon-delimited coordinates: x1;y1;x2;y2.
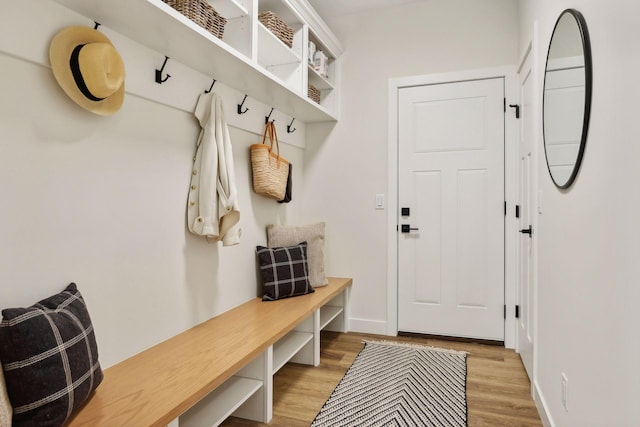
69;44;106;102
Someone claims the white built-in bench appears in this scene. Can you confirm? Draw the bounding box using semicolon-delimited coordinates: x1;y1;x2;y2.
67;277;352;427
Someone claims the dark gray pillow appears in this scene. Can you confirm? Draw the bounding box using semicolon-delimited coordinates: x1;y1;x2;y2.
0;283;103;426
257;241;314;301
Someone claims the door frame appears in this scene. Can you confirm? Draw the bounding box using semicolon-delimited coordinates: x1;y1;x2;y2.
516;24;541;395
516;39;539;376
387;67;519;348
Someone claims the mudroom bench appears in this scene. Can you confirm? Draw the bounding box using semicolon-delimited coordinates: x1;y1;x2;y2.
67;277;352;427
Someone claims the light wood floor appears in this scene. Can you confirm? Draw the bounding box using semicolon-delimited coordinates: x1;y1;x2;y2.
222;331;542;427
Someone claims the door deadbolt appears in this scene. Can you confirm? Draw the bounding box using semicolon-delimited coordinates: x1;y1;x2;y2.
401;224;419;233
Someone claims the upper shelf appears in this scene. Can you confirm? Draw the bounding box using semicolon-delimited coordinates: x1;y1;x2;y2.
208;0;249;19
52;0;337;122
308;65;333;90
257;22;301;67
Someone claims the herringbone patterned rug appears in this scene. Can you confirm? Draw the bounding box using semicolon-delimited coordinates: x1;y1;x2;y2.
311;340;468;427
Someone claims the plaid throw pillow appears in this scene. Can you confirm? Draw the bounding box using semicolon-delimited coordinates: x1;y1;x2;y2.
257;242;314;301
0;283;103;426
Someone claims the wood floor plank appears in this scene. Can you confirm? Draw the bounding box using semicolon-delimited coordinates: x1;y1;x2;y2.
222;331;542;427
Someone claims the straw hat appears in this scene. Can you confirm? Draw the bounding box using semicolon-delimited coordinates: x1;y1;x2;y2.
49;26;125;115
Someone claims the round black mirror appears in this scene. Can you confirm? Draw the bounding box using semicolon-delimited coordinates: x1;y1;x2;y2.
543;9;592;189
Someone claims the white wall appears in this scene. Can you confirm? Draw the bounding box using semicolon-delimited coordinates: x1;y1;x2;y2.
0;0;306;368
301;0;519;333
519;0;640;425
8;2;639;423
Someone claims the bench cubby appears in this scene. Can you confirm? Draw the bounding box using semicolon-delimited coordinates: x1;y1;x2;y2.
67;277;352;427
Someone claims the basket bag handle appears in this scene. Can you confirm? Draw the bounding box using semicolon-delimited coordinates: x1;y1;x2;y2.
261;121;282;165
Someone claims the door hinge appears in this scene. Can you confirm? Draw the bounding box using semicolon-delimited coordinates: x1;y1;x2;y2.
503;98;506;112
504;304;507;319
515;305;520;319
508;103;520;119
504;201;507;216
515;204;520;218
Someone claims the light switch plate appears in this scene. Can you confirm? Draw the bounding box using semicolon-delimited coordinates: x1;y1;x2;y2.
538;190;543;214
375;194;385;210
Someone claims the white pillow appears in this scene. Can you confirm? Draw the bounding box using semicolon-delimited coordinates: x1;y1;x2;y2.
0;365;12;427
267;222;328;287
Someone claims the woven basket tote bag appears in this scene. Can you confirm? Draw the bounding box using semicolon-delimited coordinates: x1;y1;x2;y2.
250;121;289;200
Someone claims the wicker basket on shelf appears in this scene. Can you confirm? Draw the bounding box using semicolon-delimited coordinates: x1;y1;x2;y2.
308;84;321;104
258;11;293;48
163;0;227;40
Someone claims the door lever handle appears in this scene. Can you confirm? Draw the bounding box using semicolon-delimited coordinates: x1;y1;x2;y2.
520;225;533;237
401;224;419;233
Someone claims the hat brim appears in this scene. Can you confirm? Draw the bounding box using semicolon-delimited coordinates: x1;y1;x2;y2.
49;26;125;116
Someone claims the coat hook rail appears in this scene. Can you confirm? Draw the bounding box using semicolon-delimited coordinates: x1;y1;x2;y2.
287;118;296;134
155;56;171;84
204;79;216;93
265;107;275;124
237;95;249;114
93;21;101;30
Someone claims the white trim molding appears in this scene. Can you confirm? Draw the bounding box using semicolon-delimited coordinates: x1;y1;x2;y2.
289;0;344;58
349;318;389;336
534;380;554;427
387;66;519;348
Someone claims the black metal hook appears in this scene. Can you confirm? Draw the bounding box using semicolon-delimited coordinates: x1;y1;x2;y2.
287;118;296;133
93;21;101;30
508;104;520;119
237;95;249;114
155;56;171;84
265;107;275;124
204;79;216;93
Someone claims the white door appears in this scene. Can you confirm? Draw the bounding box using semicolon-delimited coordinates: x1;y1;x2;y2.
517;52;535;378
397;78;505;341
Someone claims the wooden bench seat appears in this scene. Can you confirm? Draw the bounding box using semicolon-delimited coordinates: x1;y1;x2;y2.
68;277;352;427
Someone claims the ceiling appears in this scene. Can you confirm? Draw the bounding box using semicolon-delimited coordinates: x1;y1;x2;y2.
307;0;424;20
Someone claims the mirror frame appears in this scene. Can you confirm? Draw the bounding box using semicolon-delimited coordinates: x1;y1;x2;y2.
542;8;592;189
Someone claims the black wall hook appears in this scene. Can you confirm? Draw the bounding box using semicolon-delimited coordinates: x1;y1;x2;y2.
93;21;101;30
155;56;171;84
509;104;520;119
204;79;216;93
237;95;249;114
265;107;275;124
287;118;296;133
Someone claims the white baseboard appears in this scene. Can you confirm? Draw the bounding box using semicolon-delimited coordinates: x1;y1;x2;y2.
348;318;390;336
534;380;554;427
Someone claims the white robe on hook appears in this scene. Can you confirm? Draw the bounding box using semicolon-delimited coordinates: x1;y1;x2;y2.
187;92;241;246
